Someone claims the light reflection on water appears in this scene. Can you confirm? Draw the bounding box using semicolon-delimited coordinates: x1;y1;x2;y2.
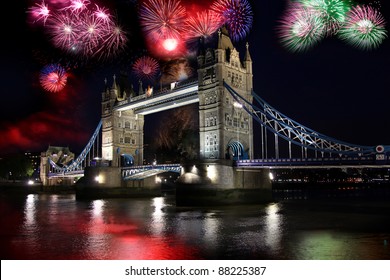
1;194;389;260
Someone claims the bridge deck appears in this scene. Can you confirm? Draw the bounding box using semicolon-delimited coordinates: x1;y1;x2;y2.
236;156;390;168
115;80;199;115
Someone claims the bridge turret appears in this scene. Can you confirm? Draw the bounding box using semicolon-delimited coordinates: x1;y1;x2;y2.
138;80;143;96
111;74;118;99
101;74;145;167
197;36;205;67
197;27;254;160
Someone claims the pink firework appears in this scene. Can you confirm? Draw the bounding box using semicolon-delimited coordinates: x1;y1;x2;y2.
139;0;187;42
93;4;112;24
132;56;160;82
185;10;224;40
42;2;127;60
61;0;90;13
28;1;51;25
77;9;109;56
40;64;68;93
46;10;80;52
96;23;128;60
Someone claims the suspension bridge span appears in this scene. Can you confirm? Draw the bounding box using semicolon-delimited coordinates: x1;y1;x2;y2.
41;79;390;183
40;28;390;203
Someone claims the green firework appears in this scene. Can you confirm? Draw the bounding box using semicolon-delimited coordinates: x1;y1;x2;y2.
338;5;388;50
298;0;353;34
278;3;327;52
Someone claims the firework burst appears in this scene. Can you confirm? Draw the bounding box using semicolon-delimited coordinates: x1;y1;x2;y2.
210;0;253;42
98;23;128;60
132;56;160;82
139;0;187;42
61;0;90;13
28;0;51;25
30;1;127;61
185;10;224;41
137;0;189;58
40;64;68;93
46;10;80;52
298;0;352;35
338;5;387;50
278;3;326;52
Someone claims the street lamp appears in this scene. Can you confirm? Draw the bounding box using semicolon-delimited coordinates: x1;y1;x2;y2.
153;154;157;165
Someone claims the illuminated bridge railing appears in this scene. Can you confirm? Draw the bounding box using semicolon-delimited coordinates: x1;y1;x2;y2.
115;79;199;115
48;170;84;178
235;155;390;168
122;164;181;180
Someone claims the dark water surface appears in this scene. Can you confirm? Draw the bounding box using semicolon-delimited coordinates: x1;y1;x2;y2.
1;192;390;260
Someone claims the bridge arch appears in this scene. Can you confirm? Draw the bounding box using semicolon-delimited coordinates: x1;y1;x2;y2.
227;141;249;160
121;154;135;167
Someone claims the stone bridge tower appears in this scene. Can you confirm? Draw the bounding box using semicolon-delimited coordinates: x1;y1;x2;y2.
101;75;144;167
197;28;254;160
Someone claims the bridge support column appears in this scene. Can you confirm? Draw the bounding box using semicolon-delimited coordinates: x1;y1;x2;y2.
75;166;162;199
175;160;273;206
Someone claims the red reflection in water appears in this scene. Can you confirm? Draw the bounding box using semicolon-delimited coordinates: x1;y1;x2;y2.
0;196;201;260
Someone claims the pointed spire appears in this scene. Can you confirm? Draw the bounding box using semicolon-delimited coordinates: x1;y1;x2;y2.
244;42;252;62
129;83;135;98
216;25;234;50
218;28;222;49
197;36;205;56
104;77;109;91
138;80;143;96
112;74;117;89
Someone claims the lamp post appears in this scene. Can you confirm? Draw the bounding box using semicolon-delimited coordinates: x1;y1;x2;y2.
153;154;157;166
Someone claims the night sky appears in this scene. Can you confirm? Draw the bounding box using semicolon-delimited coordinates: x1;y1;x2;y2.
1;0;390;157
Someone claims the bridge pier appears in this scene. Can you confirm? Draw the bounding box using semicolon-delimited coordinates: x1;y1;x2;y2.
75;166;161;199
175;160;273;206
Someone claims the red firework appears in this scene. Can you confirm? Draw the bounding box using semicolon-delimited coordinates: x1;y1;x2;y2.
39;64;68;93
139;0;187;42
185;10;224;40
138;0;188;59
132;56;160;82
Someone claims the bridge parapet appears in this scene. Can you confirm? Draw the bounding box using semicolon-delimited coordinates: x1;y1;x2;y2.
236;155;390;168
122;164;181;180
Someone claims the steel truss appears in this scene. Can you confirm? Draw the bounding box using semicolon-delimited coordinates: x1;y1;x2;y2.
223;82;389;157
49;120;102;173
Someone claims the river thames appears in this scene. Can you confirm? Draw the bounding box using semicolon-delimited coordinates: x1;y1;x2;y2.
1;190;389;260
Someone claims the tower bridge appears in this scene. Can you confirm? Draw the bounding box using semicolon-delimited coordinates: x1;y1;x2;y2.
40;28;390;203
